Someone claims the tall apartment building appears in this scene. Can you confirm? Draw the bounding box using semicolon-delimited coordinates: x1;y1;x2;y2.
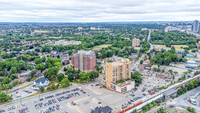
71;50;96;71
132;38;140;47
105;58;134;93
192;20;199;33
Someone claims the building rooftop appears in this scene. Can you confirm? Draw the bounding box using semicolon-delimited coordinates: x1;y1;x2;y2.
111;62;123;66
113;80;134;87
91;106;112;113
35;77;49;84
73;50;95;57
108;58;130;66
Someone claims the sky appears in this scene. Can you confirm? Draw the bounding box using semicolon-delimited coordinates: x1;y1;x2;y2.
0;0;200;22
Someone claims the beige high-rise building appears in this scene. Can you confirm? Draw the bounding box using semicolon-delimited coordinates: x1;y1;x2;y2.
132;38;140;47
106;59;134;93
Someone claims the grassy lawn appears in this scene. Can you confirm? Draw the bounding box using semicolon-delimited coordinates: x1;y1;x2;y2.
94;44;112;48
19;83;34;90
153;44;188;50
7;82;34;94
165;107;188;113
165;107;176;112
33;30;50;33
172;45;188;50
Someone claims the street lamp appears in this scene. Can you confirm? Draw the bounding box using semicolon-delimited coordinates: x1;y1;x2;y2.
20;91;22;105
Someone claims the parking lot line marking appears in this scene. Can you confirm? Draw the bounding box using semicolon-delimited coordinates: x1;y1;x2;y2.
73;105;83;113
110;97;123;104
75;96;90;103
86;86;101;95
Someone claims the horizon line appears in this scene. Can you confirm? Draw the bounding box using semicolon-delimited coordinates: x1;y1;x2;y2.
0;20;196;24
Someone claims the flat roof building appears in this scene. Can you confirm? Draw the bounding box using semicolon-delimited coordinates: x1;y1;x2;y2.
132;38;140;48
105;58;134;93
192;20;199;33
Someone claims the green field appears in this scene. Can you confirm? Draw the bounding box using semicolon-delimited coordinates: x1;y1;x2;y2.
153;45;188;50
94;44;112;48
33;30;50;33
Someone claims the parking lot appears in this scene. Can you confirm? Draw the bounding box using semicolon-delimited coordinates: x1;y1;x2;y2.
1;79;164;113
10;86;38;101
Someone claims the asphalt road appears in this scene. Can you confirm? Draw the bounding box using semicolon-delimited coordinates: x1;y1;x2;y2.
147;29;153;53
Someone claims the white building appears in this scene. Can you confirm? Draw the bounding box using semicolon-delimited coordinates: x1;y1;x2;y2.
34;77;49;87
110;80;135;93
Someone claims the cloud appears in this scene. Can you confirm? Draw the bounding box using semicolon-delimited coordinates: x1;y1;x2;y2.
0;0;200;22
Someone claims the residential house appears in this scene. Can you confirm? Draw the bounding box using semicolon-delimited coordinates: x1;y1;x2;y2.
138;64;145;71
34;77;49;87
91;106;112;113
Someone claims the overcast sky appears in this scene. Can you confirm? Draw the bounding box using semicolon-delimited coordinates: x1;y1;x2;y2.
0;0;200;22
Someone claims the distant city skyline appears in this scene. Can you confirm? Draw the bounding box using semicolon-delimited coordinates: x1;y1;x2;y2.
0;0;200;22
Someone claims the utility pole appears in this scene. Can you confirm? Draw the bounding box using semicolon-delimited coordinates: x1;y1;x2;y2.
20;91;22;105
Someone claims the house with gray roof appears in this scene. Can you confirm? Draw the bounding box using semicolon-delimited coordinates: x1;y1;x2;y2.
34;77;49;87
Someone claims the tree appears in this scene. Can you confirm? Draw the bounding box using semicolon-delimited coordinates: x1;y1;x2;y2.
140;60;144;64
188;69;193;74
36;64;46;71
10;67;17;74
63;67;67;71
26;78;31;82
2;77;11;84
0;92;12;102
168;69;173;75
42;45;51;53
67;50;73;56
30;69;37;78
187;107;196;113
13;80;18;86
35;48;40;52
44;67;59;80
96;65;101;73
80;72;89;82
9;74;18;80
79;71;99;82
42;56;46;62
67;73;74;82
88;71;99;81
54;62;62;68
34;58;43;64
174;71;178;75
39;86;44;92
57;73;64;82
60;78;70;87
131;71;142;86
47;82;56;91
157;107;165;113
132;109;139;113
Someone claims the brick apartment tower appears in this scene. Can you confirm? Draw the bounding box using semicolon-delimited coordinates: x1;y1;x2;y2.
105;59;131;88
71;50;96;71
132;38;140;47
